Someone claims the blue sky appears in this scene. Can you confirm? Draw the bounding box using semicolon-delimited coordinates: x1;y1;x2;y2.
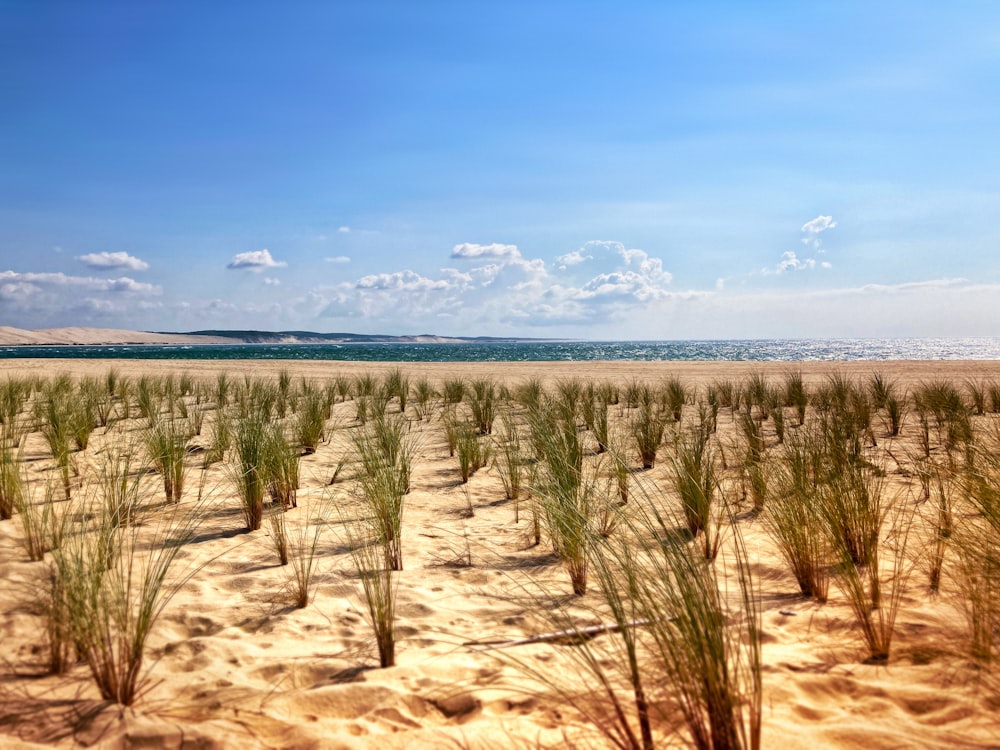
2;1;999;338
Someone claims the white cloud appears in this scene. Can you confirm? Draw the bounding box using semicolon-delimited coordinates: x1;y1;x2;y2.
846;277;968;295
761;249;834;275
311;239;674;329
338;226;351;233
76;251;150;271
263;277;281;286
106;277;158;293
801;215;837;234
324;256;351;264
569;241;673;284
776;251;815;273
227;249;287;271
800;215;838;252
451;242;522;260
0;281;41;302
0;269;162;329
555;249;592;269
0;270;159;294
356;270;451;292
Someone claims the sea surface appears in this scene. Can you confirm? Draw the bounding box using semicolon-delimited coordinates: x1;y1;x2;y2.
2;339;1000;362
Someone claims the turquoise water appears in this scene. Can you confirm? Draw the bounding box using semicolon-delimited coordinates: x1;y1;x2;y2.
2;339;1000;361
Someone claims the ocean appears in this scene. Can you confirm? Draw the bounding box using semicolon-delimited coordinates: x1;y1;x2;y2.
2;339;1000;361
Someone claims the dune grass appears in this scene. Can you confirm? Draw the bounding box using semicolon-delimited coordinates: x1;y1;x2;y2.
492;410;524;503
48;493;206;705
615;492;761;750
285;500;327;608
145;416;188;504
783;370;808;426
469;378;497;435
670;426;722;559
959;441;1000;662
266;502;290;566
352;413;414;571
37;384;77;500
228;412;271;531
529;400;598;595
340;507;399;668
0;441;24;521
264;424;300;510
456;422;490;483
763;429;831;601
97;436;148;529
630;386;667;470
294;384;328;454
501;465;761;750
14;481;67;562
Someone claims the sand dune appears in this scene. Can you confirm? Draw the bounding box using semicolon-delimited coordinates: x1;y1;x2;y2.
0;359;998;748
0;327;233;347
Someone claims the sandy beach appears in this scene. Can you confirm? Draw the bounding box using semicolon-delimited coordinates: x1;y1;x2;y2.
1;357;999;749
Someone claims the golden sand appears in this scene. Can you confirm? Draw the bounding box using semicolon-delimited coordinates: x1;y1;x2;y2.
1;358;998;749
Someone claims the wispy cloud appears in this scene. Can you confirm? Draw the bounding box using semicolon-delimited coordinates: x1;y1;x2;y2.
324;256;351;264
227;249;287;271
338;226;351;233
76;251;150;271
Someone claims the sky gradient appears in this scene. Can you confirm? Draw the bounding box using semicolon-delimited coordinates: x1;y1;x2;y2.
2;1;999;339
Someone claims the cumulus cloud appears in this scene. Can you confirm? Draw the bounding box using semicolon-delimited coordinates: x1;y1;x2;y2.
451;243;522;261
0;281;40;303
555;249;592;269
0;269;163;328
761;215;839;275
801;215;837;235
760;250;834;275
801;214;837;252
227;249;287;271
0;270;159;294
76;251;150;271
356;270;451;292
315;268;466;321
775;251;815;273
568;241;673;282
311;239;675;329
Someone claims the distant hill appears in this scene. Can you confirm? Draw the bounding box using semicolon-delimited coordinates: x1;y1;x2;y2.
0;327;231;346
0;326;556;346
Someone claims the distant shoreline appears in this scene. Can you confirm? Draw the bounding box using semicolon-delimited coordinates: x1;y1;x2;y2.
0;326;561;347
